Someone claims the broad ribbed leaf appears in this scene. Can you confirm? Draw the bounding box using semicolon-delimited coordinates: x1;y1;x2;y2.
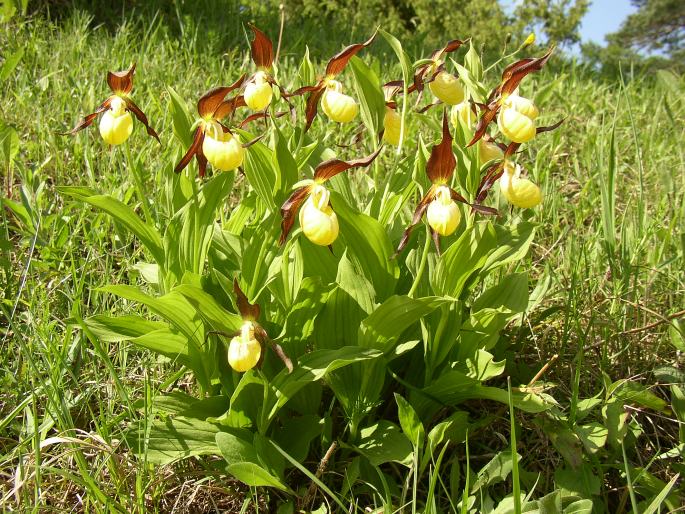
331;191;399;300
431;222;497;298
59;187;165;265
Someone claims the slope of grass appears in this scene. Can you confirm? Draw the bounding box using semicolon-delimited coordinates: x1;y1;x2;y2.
1;5;683;512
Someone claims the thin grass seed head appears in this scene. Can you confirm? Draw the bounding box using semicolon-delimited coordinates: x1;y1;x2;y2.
499;160;542;208
426;185;461;236
321;79;359;123
299;184;339;246
99;96;133;145
228;321;262;372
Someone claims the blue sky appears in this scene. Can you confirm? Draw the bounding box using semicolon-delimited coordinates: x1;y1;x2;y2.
502;0;637;46
580;0;637;44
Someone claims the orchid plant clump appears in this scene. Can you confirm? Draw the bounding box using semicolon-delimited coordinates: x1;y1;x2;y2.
62;25;576;511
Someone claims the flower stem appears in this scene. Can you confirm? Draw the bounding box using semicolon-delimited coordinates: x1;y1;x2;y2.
124;144;153;225
408;226;432;298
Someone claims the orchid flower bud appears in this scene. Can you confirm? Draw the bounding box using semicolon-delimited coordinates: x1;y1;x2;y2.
99;96;133;145
228;321;262;372
383;107;401;146
478;139;504;164
321;80;358;123
429;71;465;106
450;101;474;128
426;185;461;236
299;184;339;246
202;121;245;171
523;32;536;47
499;160;542;208
244;70;273;111
497;94;539;143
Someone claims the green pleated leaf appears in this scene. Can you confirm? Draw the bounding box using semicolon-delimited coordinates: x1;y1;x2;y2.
358;295;448;351
431;221;497;298
266;346;382;422
331;191;399;301
126;417;222;465
236;130;277;212
349;55;385;139
59;187;165;265
167;86;193;148
83;314;166;342
173;283;244;334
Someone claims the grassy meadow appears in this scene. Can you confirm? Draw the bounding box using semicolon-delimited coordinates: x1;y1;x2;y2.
1;3;684;513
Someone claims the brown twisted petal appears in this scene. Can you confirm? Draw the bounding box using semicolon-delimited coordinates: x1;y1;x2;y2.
107;63;135;94
214;95;246;120
196;151;208;179
536;118;565;134
249;24;274;69
62;97;112;135
124;98;160;143
449;188;468;204
475;162;505;203
467;107;498;147
313;146;383;182
197;75;246;118
241;133;266;149
325;30;377;77
431;228;442;256
287;83;324;98
270;339;294;373
395;188;435;255
504;142;522;158
482;133;508;153
499;47;554;96
429;39;467;61
426;110;456;183
418;100;441;113
239;110;289;128
304;87;325;132
174;126;205;174
233;278;261;321
279;186;313;245
470;204;499;216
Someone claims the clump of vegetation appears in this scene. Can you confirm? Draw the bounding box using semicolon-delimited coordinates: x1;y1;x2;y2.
1;2;683;512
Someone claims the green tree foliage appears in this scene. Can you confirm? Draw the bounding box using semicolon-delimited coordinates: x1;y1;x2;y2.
513;0;589;46
609;0;684;57
251;0;587;56
582;0;684;76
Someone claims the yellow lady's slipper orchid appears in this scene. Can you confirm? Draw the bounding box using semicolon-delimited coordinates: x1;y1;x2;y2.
450;101;474;128
64;64;159;146
99;96;133;146
426;185;461;236
478;139;504;164
429;71;464;105
497;94;539;143
499;161;542;208
321;80;358;123
523;32;536;47
383;107;401;146
228;321;262;372
299;184;339;246
201;121;245;172
244;70;273;111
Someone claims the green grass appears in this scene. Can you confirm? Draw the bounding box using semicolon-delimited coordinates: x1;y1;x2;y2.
1;4;684;513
